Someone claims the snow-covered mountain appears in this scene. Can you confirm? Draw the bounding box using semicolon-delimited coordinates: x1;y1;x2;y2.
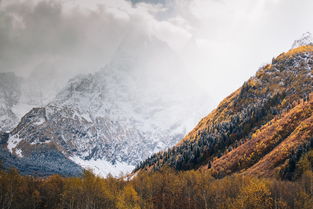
0;70;63;133
3;35;210;177
291;32;313;49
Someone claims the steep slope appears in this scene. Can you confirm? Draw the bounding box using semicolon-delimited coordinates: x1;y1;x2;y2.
0;73;83;177
211;95;313;178
2;35;209;177
135;44;313;178
0;131;83;177
0;69;62;133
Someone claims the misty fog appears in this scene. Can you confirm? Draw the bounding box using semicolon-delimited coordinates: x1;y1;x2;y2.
1;0;313;129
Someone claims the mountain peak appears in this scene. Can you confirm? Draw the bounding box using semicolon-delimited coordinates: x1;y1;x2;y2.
135;44;313;179
291;32;313;49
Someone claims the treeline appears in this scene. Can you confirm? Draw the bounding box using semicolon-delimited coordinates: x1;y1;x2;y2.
1;166;312;209
135;92;284;172
135;48;313;174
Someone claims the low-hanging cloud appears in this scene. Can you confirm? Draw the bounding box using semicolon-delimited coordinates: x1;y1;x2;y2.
0;0;192;76
0;0;207;127
0;0;119;76
1;0;313;112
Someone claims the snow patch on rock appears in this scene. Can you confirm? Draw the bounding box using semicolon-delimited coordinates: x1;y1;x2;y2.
7;135;22;153
15;148;23;158
34;118;46;126
292;32;313;49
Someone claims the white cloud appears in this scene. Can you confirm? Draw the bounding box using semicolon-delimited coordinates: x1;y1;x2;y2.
1;0;313;112
0;0;193;75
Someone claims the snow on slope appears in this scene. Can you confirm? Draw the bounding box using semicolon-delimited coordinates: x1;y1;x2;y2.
0;69;64;133
6;34;210;177
291;32;313;49
7;135;22;153
70;156;134;177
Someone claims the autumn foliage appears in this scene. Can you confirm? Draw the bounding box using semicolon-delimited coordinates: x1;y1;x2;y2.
0;166;313;209
211;96;313;178
135;47;313;178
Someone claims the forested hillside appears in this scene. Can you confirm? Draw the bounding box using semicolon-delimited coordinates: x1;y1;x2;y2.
211;95;313;179
135;45;313;179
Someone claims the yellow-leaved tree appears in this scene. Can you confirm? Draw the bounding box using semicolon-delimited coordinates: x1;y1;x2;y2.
231;177;274;209
117;185;141;209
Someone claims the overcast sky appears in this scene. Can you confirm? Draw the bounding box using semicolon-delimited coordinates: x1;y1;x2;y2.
1;0;313;111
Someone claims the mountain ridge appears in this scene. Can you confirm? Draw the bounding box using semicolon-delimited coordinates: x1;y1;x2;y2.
135;44;313;179
1;34;209;177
